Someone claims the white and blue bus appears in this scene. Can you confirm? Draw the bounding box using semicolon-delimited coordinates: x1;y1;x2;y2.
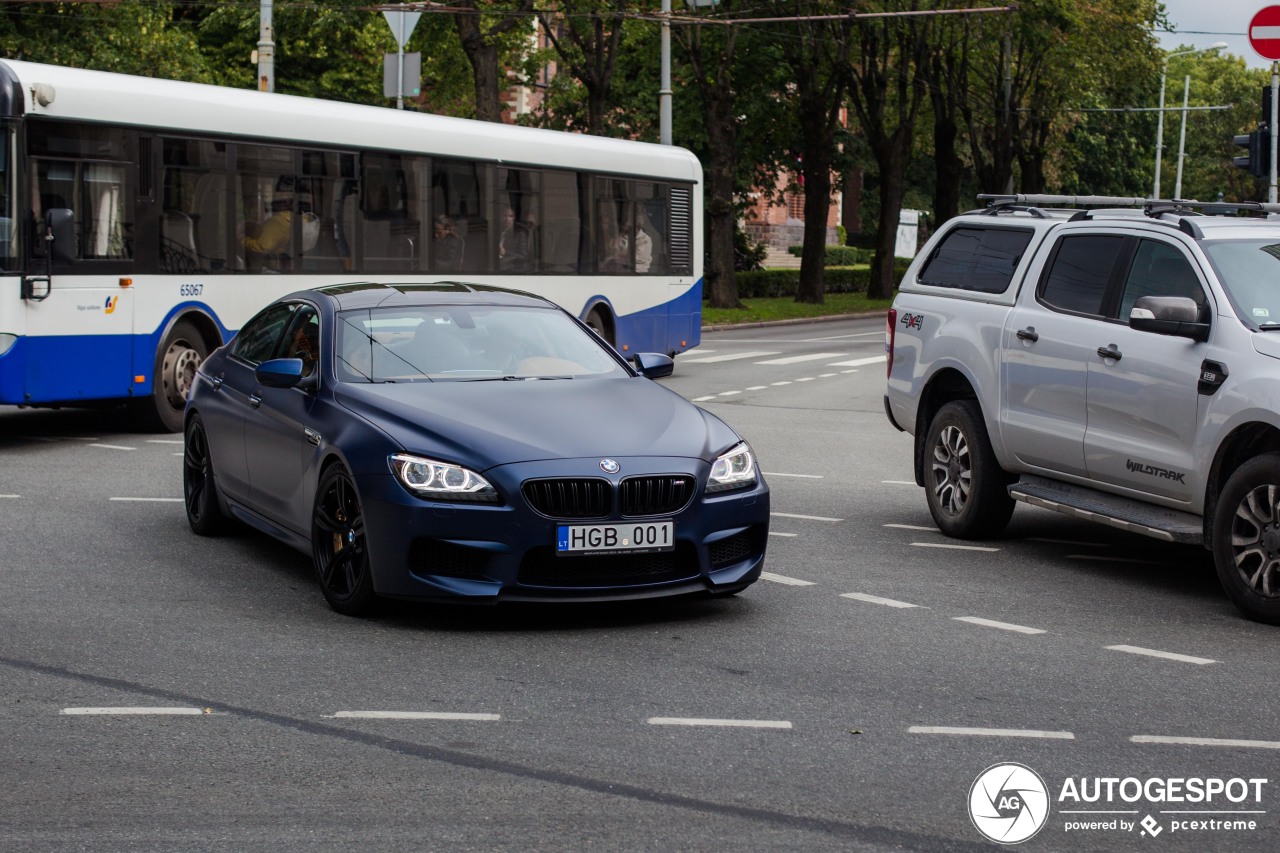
0;60;703;431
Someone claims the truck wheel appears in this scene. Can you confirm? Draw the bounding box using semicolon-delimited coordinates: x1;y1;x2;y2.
923;400;1014;539
1212;453;1280;625
585;308;615;347
136;320;208;433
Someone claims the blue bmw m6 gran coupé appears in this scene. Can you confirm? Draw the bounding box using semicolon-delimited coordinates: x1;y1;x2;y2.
183;282;769;615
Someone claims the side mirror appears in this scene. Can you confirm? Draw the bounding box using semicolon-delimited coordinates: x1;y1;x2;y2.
632;352;674;379
1129;296;1209;342
256;357;306;388
45;208;75;265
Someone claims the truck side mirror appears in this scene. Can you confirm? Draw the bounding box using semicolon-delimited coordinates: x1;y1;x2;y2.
1129;296;1209;342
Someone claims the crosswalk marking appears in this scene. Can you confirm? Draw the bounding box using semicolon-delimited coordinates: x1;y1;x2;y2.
827;356;887;367
680;350;780;364
754;352;847;365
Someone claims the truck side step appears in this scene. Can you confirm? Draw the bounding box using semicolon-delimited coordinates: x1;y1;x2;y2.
1008;475;1203;545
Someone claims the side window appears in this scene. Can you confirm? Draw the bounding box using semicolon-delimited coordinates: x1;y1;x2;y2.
1039;235;1126;316
231;303;297;366
161;137;228;274
1117;240;1206;321
278;305;321;377
918;227;1033;293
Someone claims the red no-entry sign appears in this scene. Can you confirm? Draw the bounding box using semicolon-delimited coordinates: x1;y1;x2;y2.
1250;6;1280;61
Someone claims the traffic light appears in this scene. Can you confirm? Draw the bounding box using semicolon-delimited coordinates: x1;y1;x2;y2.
1234;129;1267;178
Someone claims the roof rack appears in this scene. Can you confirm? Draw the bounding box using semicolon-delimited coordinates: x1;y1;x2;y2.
978;193;1280;217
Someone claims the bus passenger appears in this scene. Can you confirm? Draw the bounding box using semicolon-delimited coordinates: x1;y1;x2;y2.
434;215;463;271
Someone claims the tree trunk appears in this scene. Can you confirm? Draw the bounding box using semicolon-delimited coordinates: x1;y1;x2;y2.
841;165;863;243
868;146;907;300
704;95;741;308
933;115;963;224
796;159;832;304
455;7;504;123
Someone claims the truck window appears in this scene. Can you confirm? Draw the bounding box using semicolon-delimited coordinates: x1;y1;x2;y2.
918;226;1032;293
1039;235;1125;316
1117;240;1205;320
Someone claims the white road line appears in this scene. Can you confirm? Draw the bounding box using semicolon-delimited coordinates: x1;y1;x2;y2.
754;352;847;365
146;439;184;445
1131;735;1280;750
770;381;792;386
110;497;184;503
909;726;1074;740
881;480;916;485
62;707;205;716
331;711;500;721
841;592;921;609
1027;538;1107;547
1068;555;1167;565
1106;645;1216;665
828;355;887;368
818;373;838;378
794;377;815;382
768;532;798;538
681;350;780;364
718;390;741;397
648;717;792;729
89;443;136;451
771;511;842;522
692;396;717;402
953;616;1046;635
841;369;859;374
883;523;935;531
0;495;19;499
745;386;768;391
763;472;824;479
761;572;815;586
911;542;1000;552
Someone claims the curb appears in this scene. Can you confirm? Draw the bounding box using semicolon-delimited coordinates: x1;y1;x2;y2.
701;310;886;333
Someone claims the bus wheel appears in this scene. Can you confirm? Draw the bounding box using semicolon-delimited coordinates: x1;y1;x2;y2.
144;321;208;433
585;307;615;347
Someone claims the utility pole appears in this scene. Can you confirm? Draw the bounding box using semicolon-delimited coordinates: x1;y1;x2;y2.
660;0;672;145
258;0;275;93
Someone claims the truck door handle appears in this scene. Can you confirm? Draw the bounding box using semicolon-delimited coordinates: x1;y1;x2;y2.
211;376;223;391
1096;345;1122;361
1016;328;1038;342
248;394;262;408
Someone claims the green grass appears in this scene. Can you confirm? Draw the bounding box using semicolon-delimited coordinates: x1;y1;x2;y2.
702;291;894;326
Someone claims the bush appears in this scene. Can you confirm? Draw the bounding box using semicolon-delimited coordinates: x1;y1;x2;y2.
733;259;911;298
786;244;874;266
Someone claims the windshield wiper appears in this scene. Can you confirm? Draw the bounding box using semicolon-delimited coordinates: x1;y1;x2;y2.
463;375;575;382
1258;323;1280;331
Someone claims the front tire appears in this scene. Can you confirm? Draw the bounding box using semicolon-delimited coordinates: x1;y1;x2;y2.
922;400;1014;539
312;465;379;617
1212;454;1280;625
585;307;615;347
183;413;230;536
141;320;208;433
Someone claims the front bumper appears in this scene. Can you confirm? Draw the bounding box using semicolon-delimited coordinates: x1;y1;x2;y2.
359;456;770;603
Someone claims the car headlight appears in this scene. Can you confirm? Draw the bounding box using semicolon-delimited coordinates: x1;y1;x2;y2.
389;453;499;503
706;441;757;493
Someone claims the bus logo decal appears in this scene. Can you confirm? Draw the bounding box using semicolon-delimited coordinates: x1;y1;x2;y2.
104;296;118;314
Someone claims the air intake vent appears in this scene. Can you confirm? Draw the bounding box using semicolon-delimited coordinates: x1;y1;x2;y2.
669;185;692;274
619;475;695;517
522;478;611;519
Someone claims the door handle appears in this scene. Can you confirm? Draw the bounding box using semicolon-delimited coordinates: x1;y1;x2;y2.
1016;327;1039;342
1096;345;1122;361
212;376;223;391
248;393;262;408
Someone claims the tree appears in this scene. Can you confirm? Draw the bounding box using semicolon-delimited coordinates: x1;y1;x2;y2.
536;0;634;136
453;0;539;123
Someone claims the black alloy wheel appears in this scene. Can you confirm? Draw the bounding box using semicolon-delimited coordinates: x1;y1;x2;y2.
183;413;229;536
1213;453;1280;624
312;465;378;616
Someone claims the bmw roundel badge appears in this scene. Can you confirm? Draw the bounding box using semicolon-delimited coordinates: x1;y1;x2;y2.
600;458;620;474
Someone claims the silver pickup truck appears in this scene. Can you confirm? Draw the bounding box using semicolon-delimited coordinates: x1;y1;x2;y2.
885;194;1280;624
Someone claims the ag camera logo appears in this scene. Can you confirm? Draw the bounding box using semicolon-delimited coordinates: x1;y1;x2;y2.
969;762;1050;844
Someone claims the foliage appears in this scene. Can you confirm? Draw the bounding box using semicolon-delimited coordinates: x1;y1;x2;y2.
732;259;911;297
701;290;894;325
787;245;871;265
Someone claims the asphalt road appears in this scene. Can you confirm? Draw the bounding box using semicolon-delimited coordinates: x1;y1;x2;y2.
2;316;1278;851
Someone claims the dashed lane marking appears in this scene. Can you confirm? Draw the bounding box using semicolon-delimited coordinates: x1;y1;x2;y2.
754;352;847;366
648;717;792;729
1106;645;1216;665
794;377;816;382
745;386;768;391
827;356;887;368
768;532;798;538
1131;735;1280;749
718;390;741;397
909;726;1074;740
881;480;916;485
0;495;18;499
771;512;842;522
330;706;499;712
763;472;823;479
680;350;780;364
62;707;205;716
760;572;815;586
146;439;184;445
770;381;792;386
953;616;1047;635
841;592;921;609
911;542;1000;552
110;497;183;503
883;523;935;531
692;396;717;402
818;373;838;378
89;443;136;451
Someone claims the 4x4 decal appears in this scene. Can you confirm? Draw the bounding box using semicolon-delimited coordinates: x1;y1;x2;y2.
900;312;924;331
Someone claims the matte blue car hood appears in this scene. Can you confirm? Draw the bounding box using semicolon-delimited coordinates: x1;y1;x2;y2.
335;377;739;470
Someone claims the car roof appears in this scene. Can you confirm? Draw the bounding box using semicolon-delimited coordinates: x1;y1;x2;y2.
290;281;559;311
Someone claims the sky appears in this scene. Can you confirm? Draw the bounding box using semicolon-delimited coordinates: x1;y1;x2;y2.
1158;0;1274;69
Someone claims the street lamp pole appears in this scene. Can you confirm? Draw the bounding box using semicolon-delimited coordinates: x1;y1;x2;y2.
1154;42;1226;199
1175;74;1191;199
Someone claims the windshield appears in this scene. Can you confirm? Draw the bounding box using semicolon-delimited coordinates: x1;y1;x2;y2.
0;124;14;271
1202;239;1280;327
336;304;629;383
